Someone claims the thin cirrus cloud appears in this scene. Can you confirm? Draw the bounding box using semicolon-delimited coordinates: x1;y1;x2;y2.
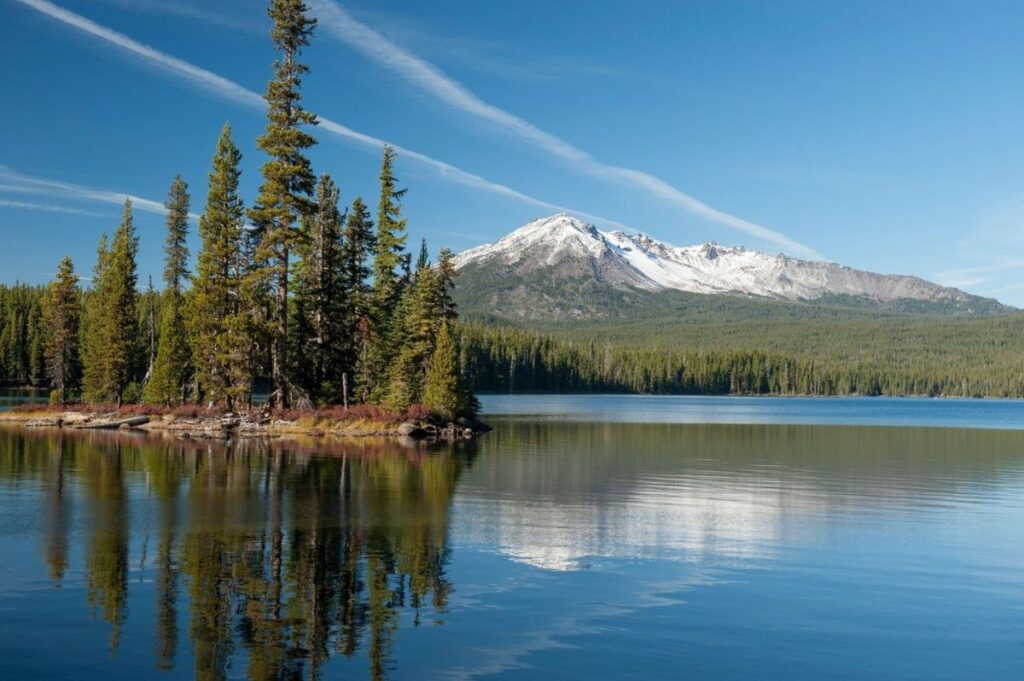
0;165;187;218
308;0;820;259
12;0;633;233
0;197;107;217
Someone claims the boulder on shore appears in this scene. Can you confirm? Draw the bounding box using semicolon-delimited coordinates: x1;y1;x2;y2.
397;422;428;438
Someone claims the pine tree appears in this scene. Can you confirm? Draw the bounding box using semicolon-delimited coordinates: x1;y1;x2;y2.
42;256;81;403
145;176;192;404
248;0;318;408
97;200;140;406
364;146;408;399
342;197;376;400
436;248;458;323
381;285;418;411
380;248;449;411
81;234;110;402
373;146;408;315
189;124;251;409
422;321;466;421
291;173;345;403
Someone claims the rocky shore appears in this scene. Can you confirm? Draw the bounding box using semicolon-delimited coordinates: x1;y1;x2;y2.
0;407;490;442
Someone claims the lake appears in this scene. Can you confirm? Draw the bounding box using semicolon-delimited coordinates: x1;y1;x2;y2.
0;393;1022;679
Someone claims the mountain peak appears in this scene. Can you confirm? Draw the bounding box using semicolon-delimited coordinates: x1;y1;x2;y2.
454;214;1010;315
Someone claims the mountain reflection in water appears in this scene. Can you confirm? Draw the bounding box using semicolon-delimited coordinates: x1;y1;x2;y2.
1;414;1023;680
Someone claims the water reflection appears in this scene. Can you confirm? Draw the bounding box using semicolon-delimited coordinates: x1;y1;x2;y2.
2;419;1024;680
454;421;1024;569
1;428;469;680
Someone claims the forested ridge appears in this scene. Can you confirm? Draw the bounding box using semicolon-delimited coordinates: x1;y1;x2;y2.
458;317;1024;398
9;289;1024;398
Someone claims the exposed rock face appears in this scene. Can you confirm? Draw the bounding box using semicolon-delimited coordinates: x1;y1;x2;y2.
454;213;1008;314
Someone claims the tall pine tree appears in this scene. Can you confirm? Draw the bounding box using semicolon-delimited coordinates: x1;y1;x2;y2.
81;234;110;402
341;196;375;400
91;199;140;406
145;176;192;404
248;0;318;408
291;174;345;404
189;124;251;409
42;256;81;403
373;146;407;317
364;146;408;399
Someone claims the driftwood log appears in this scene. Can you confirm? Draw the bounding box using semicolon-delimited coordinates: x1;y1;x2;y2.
76;415;151;430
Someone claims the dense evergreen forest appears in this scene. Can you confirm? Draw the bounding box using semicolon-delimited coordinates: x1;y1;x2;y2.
5;0;472;419
458;320;1024;398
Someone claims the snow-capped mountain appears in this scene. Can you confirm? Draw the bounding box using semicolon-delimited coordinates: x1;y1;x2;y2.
454;213;1004;313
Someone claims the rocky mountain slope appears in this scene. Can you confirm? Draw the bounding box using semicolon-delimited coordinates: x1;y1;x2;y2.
453;213;1008;318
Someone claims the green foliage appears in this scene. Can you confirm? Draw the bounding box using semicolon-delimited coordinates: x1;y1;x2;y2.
42;256;81;402
81;201;139;405
248;0;318;408
459;315;1024;398
341;196;375;399
189;124;251;409
81;234;110;401
363;147;409;399
381;248;464;413
106;201;141;405
145;177;192;404
291;174;346;403
423;321;466;420
372;146;408;316
0;283;45;386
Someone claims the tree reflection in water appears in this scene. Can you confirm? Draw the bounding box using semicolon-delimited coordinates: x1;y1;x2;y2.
3;428;470;680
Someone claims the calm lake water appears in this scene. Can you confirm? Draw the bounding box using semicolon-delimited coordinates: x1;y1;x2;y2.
1;393;1022;679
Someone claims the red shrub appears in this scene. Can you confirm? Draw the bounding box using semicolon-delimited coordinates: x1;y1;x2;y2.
403;403;436;422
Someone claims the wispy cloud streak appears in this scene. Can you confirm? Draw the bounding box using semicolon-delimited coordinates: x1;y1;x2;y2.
0;166;182;217
309;0;819;258
13;0;631;231
0;197;106;217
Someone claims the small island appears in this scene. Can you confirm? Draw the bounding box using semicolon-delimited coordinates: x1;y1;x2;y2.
0;402;489;441
0;5;482;439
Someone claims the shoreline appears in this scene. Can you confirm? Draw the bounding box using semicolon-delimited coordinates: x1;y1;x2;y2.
0;408;490;442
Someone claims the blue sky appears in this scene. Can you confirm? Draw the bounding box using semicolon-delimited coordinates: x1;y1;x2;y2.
3;0;1024;303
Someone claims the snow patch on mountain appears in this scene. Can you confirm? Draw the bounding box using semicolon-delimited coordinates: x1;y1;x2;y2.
454;213;989;307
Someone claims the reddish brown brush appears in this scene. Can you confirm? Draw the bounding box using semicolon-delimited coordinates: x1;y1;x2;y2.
13;400;438;423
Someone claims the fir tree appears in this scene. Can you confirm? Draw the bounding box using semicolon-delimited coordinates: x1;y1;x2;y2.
145;176;192;404
415;238;429;272
373;146;408;311
189;125;250;408
291;173;345;403
380;285;419;411
422;321;466;420
248;0;318;408
380;247;451;411
342;197;376;400
364;146;408;398
102;200;140;406
436;248;458;323
144;276;156;381
81;234;110;402
42;256;81;403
